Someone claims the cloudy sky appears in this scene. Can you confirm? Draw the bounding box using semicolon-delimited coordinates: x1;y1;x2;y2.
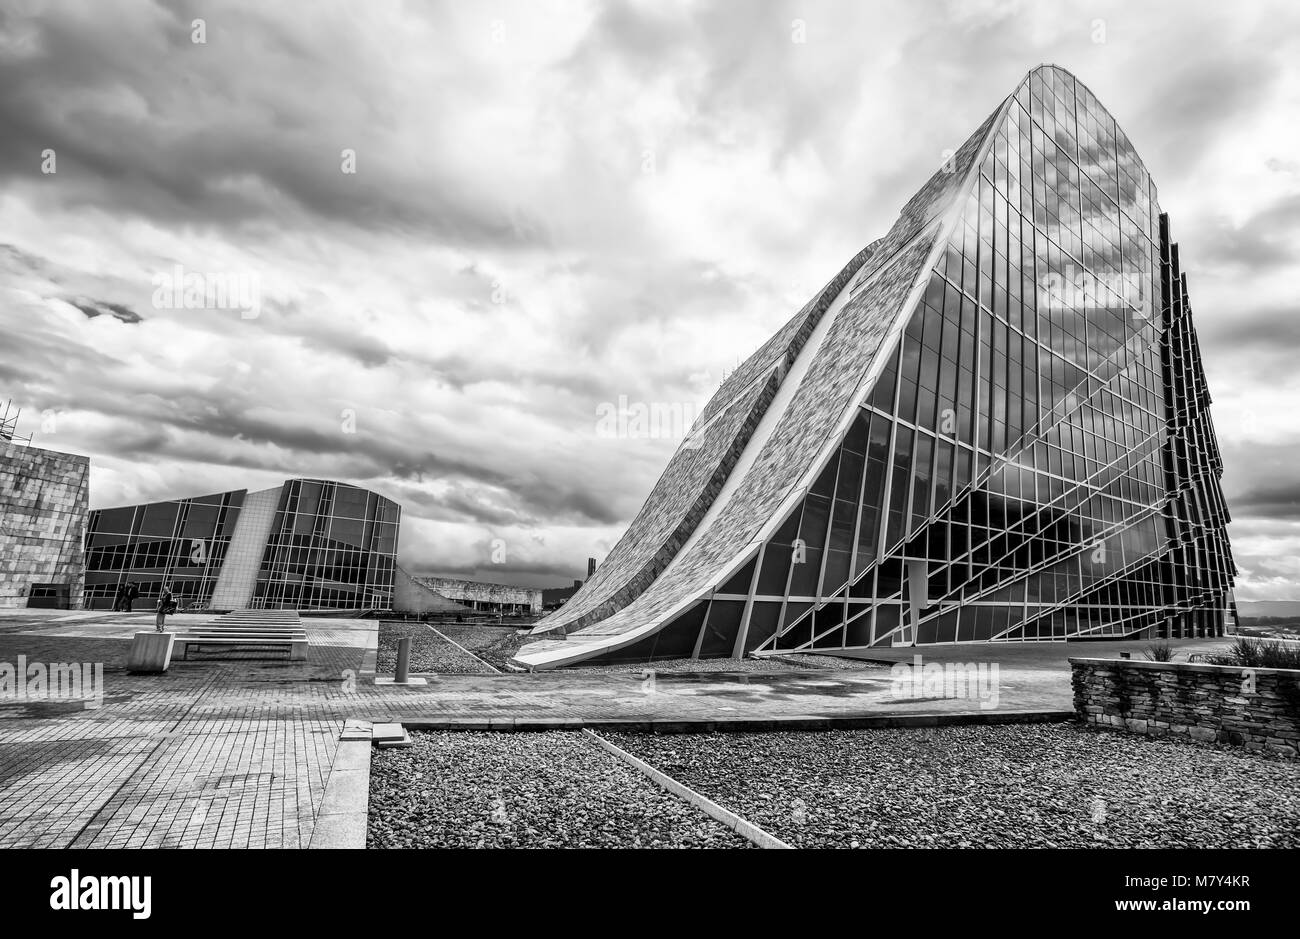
1;0;1297;598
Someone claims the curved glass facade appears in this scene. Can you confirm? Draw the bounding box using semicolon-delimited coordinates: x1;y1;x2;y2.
523;66;1236;667
253;479;399;610
83;489;243;610
84;478;400;611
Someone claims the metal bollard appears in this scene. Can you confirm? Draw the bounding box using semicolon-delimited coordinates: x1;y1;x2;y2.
395;636;412;684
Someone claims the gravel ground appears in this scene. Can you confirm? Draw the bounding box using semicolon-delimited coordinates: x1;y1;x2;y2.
565;653;885;673
767;652;887;671
376;621;488;674
603;724;1300;849
367;731;753;848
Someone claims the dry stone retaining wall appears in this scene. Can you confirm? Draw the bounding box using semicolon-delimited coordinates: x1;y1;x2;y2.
1071;657;1300;757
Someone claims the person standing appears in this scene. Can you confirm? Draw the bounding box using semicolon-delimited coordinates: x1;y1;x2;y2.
155;583;175;632
124;581;138;613
112;583;125;612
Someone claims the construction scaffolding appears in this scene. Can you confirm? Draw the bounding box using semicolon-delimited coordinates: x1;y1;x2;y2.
0;400;33;444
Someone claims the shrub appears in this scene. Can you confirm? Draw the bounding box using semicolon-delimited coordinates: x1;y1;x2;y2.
1143;641;1175;662
1206;637;1300;670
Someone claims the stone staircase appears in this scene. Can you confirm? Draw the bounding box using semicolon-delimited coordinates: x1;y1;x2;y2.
174;610;308;660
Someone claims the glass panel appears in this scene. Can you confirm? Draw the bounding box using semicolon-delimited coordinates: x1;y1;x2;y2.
697;601;745;657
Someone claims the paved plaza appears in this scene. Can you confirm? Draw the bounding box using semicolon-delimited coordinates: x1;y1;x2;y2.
0;610;1233;848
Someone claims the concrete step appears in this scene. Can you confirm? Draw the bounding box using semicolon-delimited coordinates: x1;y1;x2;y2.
213;610;302;621
179;631;309;639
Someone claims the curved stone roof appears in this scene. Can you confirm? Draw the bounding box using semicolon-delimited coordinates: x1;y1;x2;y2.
519;66;1153;668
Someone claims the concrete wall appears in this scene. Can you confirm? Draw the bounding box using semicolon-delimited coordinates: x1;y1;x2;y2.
209;485;281;610
393;565;470;615
0;440;89;609
412;575;542;613
1071;657;1300;758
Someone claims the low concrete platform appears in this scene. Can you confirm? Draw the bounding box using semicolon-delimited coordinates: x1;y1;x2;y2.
125;631;174;673
823;636;1234;667
399;708;1075;733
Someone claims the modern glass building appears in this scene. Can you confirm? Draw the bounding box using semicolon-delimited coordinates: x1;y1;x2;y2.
518;65;1236;669
83;488;240;610
84;478;400;611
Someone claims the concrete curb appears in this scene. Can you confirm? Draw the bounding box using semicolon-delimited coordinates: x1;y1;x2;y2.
582;729;792;849
358;619;380;681
308;735;372;849
395;708;1074;733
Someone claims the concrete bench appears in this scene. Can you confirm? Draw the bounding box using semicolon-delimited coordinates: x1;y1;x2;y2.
175;635;308;661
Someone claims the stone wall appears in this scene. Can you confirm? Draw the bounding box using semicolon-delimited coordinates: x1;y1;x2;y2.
0;440;89;609
1070;657;1300;757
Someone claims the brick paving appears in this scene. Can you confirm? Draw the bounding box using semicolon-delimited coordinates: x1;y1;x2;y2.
0;611;1233;849
0;615;362;849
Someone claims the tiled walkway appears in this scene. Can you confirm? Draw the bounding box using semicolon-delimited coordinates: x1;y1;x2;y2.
0;610;1232;848
0;614;363;848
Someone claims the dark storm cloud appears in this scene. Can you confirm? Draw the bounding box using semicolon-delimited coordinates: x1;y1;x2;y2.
1233;486;1300;521
408;558;584;583
1222;439;1300;520
290;321;396;370
68;297;143;324
0;300;626;528
1229;485;1300;519
112;400;626;527
392;470;628;528
1195;194;1300;274
0;3;541;245
1240;556;1300;580
1135;50;1281;178
1193;302;1300;369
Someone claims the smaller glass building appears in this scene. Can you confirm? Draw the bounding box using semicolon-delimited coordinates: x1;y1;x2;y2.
83;489;242;610
84;478;400;611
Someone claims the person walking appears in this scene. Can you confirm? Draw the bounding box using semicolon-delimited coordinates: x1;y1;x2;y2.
155;583;176;632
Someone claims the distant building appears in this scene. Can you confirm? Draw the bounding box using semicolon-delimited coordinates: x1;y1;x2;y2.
0;433;89;610
405;575;542;614
542;557;596;611
84;478;400;611
542;579;583;611
392;560;597;616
